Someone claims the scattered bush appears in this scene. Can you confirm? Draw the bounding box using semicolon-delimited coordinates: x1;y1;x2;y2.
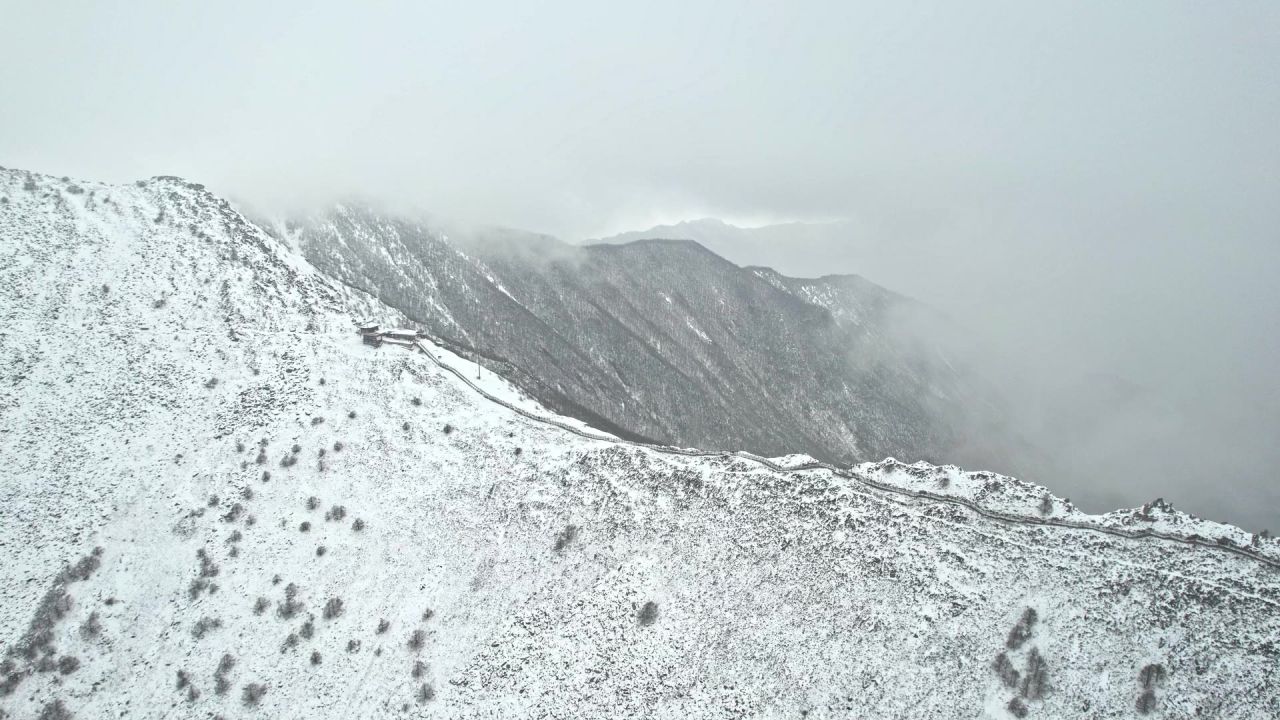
299;521;311;533
228;530;243;544
1006;696;1028;718
407;629;426;651
348;411;357;419
197;548;220;578
993;652;1020;688
421;608;434;622
205;377;219;389
377;618;390;634
318;448;326;458
79;611;102;640
281;632;299;653
307;496;320;511
253;597;270;615
56;656;79;674
192;616;222;639
246;514;257;527
208;495;220;507
186;685;200;702
272;574;282;585
236;441;246;453
352;518;366;532
241;486;254;501
443;424;453;434
222;503;244;522
416;683;435;703
228;545;240;558
242;682;268;707
216;653;236;676
937;476;950;489
323;597;344;620
553;524;579;552
1038;494;1053;516
277;583;303;619
291;444;302;455
1136;689;1157;715
215;674;231;695
310;651;322;666
1139;663;1166;690
1006;608;1037;650
325;505;347;522
280;455;297;468
1020;647;1049;700
333;441;344;452
402;421;411;431
347;639;362;653
412;660;427;678
37;700;72;720
256;451;268;466
176;669;191;689
637;601;659;626
310;417;325;426
514;447;522;456
315;545;327;557
411;397;422;406
300;619;315;639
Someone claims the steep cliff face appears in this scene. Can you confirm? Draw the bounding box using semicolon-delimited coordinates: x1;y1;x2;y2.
287;206;1027;471
3;169;1278;719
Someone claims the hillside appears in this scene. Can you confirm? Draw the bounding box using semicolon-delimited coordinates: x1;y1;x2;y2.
285;206;1036;477
1;168;1279;719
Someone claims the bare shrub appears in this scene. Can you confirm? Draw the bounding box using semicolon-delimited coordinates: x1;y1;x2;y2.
208;495;220;507
1139;663;1166;690
411;397;422;406
315;545;327;557
376;618;390;634
402;421;411;431
280;632;299;653
325;505;347;522
416;683;435;703
347;639;362;653
299;521;311;532
205;377;219;389
421;608;434;622
1006;608;1037;650
637;601;659;626
443;424;453;434
222;503;244;522
407;629;426;651
1020;647;1049;700
256;450;268;466
280;455;297;468
277;584;303;619
176;669;191;689
348;411;356;419
412;660;427;678
1136;689;1157;715
215;674;231;695
553;524;579;552
37;700;72;720
306;496;320;511
311;416;325;426
1006;697;1028;718
242;682;268;707
192;617;222;639
240;486;254;501
253;597;270;615
79;612;102;640
216;653;235;676
228;530;243;543
310;651;322;665
333;441;344;452
993;652;1020;688
352;518;366;532
1038;494;1053;516
197;548;220;578
323;598;344;620
56;656;80;674
291;444;302;454
300;618;315;639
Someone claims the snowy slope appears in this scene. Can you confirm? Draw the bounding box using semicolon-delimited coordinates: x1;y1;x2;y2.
1;168;1279;719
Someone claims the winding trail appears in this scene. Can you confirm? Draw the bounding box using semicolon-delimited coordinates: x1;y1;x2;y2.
410;338;1280;573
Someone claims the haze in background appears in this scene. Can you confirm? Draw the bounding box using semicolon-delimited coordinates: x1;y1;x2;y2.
2;1;1277;529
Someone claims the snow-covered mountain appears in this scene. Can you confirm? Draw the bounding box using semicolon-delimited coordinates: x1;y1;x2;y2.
2;167;1279;719
283;205;1042;481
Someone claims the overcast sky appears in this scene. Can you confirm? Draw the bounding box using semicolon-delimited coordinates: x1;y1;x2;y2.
4;1;1278;527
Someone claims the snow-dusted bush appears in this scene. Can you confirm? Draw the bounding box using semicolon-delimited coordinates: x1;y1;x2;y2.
554;524;579;552
637;601;659;626
242;682;268;706
407;629;426;651
323;597;344;620
191;616;222;639
1006;608;1037;650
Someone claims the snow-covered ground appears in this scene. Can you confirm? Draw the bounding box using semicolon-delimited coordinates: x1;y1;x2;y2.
1;168;1278;718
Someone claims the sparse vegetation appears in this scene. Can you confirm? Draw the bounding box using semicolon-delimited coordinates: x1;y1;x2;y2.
300;619;315;639
412;397;422;406
554;524;579;552
192;616;222;639
56;656;79;674
315;545;327;557
333;441;344;452
1136;689;1157;715
443;424;453;434
403;421;411;431
204;377;219;389
1006;696;1028;718
407;629;426;651
348;410;357;419
325;505;347;521
637;600;659;626
323;597;344;620
37;700;72;720
347;639;362;653
421;608;434;622
1006;608;1037;650
1020;647;1049;700
277;583;304;619
222;503;244;522
994;652;1020;688
280;454;298;468
377;618;390;634
242;682;268;707
311;416;325;426
416;683;435;703
300;521;311;532
253;597;270;615
310;650;322;665
307;496;320;511
412;660;427;678
281;632;299;653
1139;663;1166;690
352;518;366;532
79;611;102;640
1038;494;1053;516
